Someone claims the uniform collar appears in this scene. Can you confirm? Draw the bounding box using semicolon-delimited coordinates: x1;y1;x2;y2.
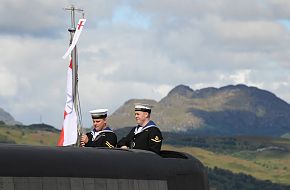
102;126;112;131
135;120;156;135
91;127;113;141
93;126;112;133
138;120;156;128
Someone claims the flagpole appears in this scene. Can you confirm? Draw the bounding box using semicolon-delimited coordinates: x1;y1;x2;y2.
65;5;84;146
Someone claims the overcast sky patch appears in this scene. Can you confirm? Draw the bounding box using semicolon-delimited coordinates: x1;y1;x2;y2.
0;1;290;129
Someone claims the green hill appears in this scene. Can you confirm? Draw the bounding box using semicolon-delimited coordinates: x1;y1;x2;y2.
163;144;290;185
160;134;290;185
207;167;290;190
0;123;59;146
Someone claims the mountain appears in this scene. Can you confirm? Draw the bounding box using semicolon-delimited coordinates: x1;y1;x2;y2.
0;122;59;145
109;84;290;137
0;107;21;125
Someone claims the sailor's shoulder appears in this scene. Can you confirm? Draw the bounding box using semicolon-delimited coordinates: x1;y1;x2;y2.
101;130;117;137
146;126;161;132
146;127;162;138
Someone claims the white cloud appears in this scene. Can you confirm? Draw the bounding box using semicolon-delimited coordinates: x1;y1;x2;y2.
1;0;290;129
0;67;18;96
152;85;173;98
229;70;251;84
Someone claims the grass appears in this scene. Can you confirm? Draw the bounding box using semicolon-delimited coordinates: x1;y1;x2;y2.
162;144;290;185
0;126;59;146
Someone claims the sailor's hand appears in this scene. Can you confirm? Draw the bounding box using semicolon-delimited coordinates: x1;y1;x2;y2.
80;141;85;147
80;135;88;147
121;146;128;149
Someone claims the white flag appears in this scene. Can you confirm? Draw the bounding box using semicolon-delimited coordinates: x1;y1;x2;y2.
57;57;78;146
62;19;86;59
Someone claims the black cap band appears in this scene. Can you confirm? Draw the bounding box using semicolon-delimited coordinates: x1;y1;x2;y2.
135;108;151;114
91;114;107;119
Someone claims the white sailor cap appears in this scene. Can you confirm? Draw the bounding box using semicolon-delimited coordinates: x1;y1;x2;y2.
134;103;152;113
89;109;108;119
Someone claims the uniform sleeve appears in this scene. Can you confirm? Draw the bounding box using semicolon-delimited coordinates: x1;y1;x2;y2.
148;128;163;154
117;128;135;148
102;132;117;148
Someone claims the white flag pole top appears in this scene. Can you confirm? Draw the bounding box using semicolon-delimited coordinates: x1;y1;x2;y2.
62;18;86;59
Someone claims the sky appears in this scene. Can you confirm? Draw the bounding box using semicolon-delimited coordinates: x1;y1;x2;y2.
1;0;290;129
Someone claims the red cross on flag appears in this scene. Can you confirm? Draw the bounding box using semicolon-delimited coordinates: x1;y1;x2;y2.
62;18;86;59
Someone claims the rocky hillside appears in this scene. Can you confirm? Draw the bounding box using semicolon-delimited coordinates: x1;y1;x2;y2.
0;107;21;125
109;84;290;137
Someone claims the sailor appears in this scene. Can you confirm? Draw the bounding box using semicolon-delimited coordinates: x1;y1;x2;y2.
117;103;163;154
80;109;117;148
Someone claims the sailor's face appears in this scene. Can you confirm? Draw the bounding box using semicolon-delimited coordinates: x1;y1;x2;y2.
92;118;106;131
135;111;148;125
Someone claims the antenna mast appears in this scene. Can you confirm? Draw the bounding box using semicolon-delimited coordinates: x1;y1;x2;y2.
64;5;84;146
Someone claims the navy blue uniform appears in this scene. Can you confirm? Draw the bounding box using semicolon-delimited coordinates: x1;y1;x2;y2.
117;121;163;154
85;127;117;148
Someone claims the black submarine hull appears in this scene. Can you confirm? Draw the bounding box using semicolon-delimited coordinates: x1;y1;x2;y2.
0;144;209;190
